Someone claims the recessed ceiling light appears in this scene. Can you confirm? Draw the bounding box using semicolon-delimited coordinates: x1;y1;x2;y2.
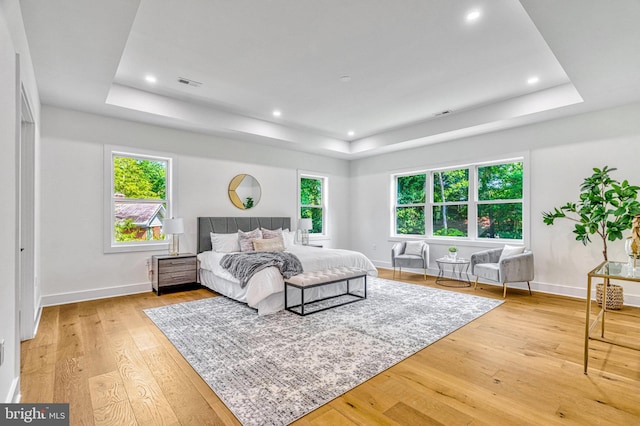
272;110;281;117
527;76;540;85
466;10;481;22
145;75;157;83
347;131;355;137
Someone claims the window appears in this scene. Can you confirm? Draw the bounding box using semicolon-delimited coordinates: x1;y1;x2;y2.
104;146;175;253
299;174;326;235
395;173;426;235
393;159;525;242
477;162;523;239
432;168;469;237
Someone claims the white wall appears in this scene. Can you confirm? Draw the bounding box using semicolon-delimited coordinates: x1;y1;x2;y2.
0;0;41;403
350;101;640;306
39;106;350;305
0;5;19;404
41;101;640;307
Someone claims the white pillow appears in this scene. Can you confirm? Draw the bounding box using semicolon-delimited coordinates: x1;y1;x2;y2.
281;229;295;249
404;241;424;256
210;232;240;253
499;244;525;262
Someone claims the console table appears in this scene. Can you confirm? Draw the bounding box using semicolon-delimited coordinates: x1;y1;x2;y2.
584;260;640;374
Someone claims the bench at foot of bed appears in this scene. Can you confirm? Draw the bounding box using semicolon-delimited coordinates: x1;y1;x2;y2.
284;267;367;316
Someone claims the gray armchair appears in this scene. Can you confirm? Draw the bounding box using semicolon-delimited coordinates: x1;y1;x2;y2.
391;241;429;279
470;247;534;298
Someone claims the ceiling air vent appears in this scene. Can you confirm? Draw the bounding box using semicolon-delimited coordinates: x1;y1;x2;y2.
177;77;202;88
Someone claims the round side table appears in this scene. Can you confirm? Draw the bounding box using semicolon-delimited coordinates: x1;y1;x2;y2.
435;257;471;287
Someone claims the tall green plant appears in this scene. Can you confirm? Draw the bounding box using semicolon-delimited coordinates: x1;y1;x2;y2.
542;166;640;261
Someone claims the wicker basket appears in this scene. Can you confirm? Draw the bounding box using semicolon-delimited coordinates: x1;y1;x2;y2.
596;283;624;310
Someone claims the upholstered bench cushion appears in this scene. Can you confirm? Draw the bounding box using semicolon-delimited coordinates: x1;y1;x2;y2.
286;267;366;287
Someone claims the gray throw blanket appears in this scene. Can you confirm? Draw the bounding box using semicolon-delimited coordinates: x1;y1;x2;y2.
220;251;304;288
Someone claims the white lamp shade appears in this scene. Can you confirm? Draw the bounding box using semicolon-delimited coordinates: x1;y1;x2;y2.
163;217;184;234
299;218;313;231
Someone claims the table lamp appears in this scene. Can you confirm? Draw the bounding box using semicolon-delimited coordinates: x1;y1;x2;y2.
162;217;184;256
299;218;312;245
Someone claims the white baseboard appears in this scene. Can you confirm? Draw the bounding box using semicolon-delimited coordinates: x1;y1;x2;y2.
532;279;640;307
5;377;20;403
372;261;640;308
619;292;640;307
32;305;43;338
41;282;152;307
374;260;393;269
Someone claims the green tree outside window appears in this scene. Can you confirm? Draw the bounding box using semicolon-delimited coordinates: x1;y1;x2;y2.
114;157;166;199
300;177;324;233
477;162;523;239
432;169;469;236
394;160;524;240
113;156;167;242
396;174;426;235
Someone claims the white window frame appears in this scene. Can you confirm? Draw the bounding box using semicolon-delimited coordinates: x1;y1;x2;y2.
298;171;328;239
431;167;471;238
103;145;177;253
474;160;525;241
391;155;529;246
393;171;427;236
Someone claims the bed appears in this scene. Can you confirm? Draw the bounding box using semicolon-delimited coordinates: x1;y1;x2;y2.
197;216;378;315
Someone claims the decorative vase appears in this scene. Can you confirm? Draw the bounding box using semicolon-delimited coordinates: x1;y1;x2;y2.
449;252;457;260
596;283;624;310
625;239;638;269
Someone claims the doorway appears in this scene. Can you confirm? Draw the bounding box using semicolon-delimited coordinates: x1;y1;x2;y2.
18;85;38;341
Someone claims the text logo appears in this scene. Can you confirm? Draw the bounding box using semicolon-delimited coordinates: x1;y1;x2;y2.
1;404;69;425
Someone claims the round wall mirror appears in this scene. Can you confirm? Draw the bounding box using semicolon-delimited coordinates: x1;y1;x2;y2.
228;174;261;209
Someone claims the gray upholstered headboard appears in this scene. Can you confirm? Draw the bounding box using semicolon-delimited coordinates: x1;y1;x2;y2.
197;217;292;253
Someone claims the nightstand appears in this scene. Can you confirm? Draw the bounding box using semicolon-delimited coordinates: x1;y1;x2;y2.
151;253;198;295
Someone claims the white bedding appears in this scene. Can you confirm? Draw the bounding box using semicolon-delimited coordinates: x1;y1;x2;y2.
197;245;378;315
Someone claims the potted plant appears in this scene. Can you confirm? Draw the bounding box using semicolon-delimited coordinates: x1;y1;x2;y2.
542;166;640;309
448;246;458;260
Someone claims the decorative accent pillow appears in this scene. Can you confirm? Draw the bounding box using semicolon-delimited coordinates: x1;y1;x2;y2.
261;228;283;240
253;237;285;252
281;229;294;249
499;244;525;262
210;232;240;253
238;228;263;252
404;241;424;256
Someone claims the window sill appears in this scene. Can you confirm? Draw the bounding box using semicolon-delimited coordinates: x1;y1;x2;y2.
104;241;170;254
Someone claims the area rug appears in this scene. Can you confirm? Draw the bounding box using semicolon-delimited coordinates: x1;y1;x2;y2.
144;277;503;425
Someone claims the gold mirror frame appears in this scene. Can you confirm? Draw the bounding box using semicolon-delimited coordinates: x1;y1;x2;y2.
228;174;261;209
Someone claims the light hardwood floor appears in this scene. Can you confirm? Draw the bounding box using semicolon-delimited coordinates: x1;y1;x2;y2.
21;269;640;425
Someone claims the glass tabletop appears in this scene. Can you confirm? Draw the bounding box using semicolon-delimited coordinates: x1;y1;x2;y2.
436;257;469;264
589;260;640;282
